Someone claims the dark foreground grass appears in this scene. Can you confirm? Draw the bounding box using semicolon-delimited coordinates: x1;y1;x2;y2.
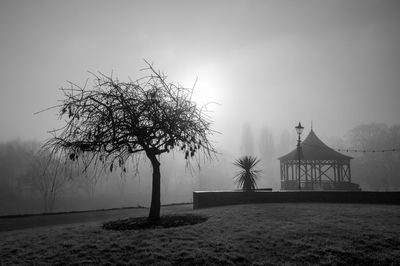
1;203;399;265
103;214;208;230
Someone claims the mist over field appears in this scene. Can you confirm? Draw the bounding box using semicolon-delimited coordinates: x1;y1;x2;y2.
1;0;400;216
1;122;399;215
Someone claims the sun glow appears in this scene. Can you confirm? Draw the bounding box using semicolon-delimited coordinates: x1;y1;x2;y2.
177;63;223;108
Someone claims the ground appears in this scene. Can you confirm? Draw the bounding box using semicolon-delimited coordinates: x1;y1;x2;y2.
1;203;399;265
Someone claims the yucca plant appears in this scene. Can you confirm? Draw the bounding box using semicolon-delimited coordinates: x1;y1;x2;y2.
233;155;261;191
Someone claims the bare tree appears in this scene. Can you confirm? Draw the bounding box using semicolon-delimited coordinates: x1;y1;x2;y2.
0;140;40;206
259;126;275;164
345;123;400;190
42;62;216;221
258;126;277;189
26;151;73;212
240;123;255;156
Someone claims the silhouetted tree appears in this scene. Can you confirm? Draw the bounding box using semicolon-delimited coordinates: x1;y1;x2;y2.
259;126;278;189
259;126;275;163
25;151;74;212
277;129;291;156
233;156;261;191
43;62;216;221
0;140;38;200
345;123;400;190
240;123;255;156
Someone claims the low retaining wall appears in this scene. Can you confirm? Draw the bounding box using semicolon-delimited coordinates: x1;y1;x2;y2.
193;191;400;209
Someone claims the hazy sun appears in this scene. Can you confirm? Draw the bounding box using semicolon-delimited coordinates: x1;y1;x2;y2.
178;63;223;107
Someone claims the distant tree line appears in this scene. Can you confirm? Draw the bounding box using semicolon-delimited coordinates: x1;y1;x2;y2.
0;122;399;215
0;140;98;214
343;123;400;190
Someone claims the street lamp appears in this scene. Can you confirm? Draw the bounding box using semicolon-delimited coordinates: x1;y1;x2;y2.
295;122;304;190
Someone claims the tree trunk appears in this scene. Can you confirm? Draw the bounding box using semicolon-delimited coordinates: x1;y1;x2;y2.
147;152;161;222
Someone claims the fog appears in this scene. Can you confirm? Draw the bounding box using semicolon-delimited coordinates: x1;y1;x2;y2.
0;1;400;214
1;122;399;215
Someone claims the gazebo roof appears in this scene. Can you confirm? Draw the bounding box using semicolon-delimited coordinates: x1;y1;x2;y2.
278;129;353;161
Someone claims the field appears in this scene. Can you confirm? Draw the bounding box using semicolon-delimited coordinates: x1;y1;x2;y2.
1;203;399;265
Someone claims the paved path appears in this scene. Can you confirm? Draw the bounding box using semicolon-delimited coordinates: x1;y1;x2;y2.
0;204;193;232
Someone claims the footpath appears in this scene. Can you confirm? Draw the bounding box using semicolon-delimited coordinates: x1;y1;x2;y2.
0;204;192;232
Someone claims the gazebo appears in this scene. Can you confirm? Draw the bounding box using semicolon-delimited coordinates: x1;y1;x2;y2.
278;128;360;191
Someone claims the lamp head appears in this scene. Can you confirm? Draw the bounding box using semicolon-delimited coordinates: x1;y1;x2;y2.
295;122;304;135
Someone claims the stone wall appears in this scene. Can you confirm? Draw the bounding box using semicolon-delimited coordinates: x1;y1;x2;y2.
193;191;400;209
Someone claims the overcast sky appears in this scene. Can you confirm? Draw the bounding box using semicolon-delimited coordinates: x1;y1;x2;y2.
1;0;399;155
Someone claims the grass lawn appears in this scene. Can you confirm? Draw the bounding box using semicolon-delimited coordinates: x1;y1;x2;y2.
1;203;399;265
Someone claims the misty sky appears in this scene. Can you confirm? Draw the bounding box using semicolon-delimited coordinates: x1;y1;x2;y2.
1;0;399;155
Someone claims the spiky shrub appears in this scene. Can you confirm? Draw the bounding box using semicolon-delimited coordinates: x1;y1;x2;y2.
233;156;261;191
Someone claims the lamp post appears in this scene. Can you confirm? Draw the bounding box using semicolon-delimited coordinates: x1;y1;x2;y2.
295;122;304;190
